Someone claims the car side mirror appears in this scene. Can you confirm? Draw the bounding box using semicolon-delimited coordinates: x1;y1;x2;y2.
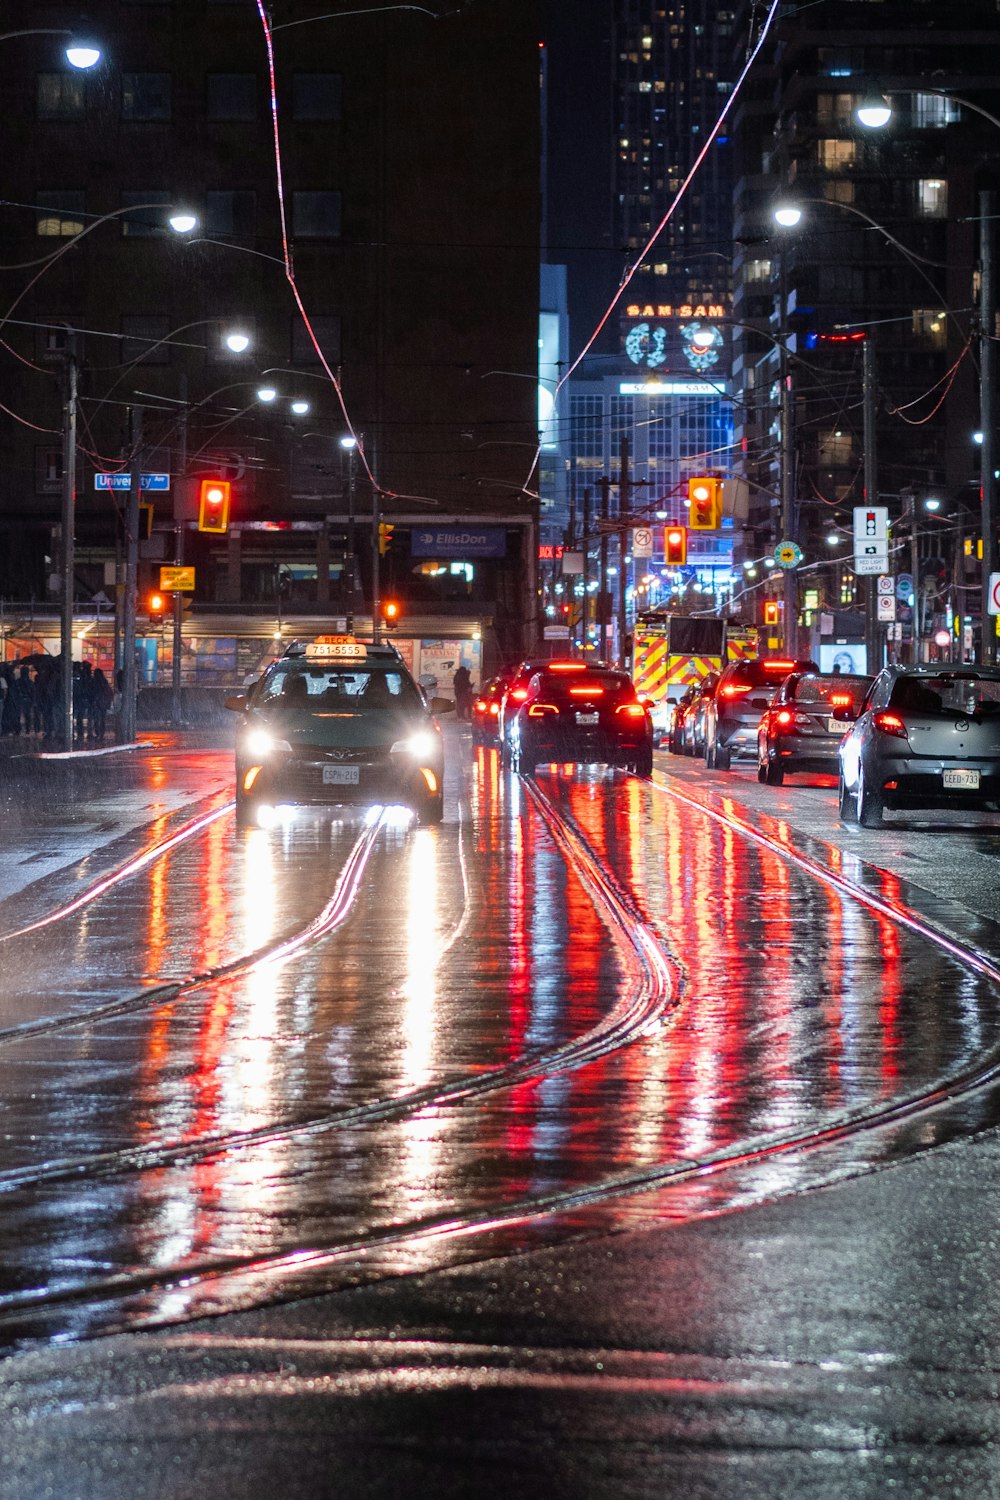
224;693;248;712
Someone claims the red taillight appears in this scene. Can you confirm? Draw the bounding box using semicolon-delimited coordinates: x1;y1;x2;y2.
830;692;852;708
615;702;647;719
547;661;586;672
528;702;559;717
874;711;908;739
511;687;529;702
775;709;794;727
473;699;487;713
721;683;752;699
488;702;500;716
570;685;604;696
763;660;796;672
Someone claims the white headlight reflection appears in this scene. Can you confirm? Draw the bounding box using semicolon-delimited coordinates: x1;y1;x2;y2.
244;729;291;758
390;731;438;760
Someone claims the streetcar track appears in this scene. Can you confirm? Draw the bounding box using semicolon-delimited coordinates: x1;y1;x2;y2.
0;780;676;1203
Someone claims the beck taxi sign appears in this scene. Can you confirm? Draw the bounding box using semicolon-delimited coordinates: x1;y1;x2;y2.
306;636;368;659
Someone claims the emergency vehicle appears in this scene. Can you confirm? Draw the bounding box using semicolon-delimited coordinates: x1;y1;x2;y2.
631;613;758;744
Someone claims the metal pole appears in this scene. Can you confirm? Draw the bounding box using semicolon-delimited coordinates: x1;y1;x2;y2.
599;475;610;663
171;376;187;726
862;336;880;673
981;188;996;665
120;406;142;744
909;493;920;664
581;486;591;654
618;436;630;666
779;249;797;658
345;445;356;634
60;337;77;751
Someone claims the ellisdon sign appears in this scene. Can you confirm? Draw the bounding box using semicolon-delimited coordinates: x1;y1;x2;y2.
411;527;507;559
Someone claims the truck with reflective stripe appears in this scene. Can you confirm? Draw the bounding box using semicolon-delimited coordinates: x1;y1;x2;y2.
632;614;754;744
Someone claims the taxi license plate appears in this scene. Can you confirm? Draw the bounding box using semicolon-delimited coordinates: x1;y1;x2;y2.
944;768;980;790
322;765;360;785
575;712;600;725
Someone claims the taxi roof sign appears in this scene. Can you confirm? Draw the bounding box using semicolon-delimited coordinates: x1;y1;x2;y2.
306;636;368;659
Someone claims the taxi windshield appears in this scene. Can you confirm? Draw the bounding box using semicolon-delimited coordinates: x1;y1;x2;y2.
259;665;422;715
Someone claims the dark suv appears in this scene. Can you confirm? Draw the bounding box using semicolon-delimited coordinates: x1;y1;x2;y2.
703;656;817;770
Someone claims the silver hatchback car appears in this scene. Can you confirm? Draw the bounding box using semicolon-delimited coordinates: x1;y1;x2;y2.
837;664;1000;826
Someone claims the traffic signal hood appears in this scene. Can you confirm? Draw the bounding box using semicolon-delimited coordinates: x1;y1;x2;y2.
198;478;232;533
378;522;395;555
763;600;780;626
687;476;721;530
664;525;687;565
380;597;401;629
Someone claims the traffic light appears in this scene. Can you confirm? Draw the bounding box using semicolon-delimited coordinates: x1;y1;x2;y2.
763;600;780;626
664;524;687;565
146;590;167;617
378;522;395;555
197;478;231;533
380;597;401;629
687;476;721;529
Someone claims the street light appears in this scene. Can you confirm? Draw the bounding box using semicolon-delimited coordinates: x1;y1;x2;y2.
0;30;103;68
339;435;359;633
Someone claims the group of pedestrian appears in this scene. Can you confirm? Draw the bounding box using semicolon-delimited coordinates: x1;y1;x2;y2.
0;657;114;741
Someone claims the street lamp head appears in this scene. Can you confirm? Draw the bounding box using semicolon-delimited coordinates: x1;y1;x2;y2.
64;42;101;69
856;93;892;129
339;434;358;450
826;532;841;546
256;386;278;403
168;211;198;234
773;204;803;229
223;330;251;354
924;497;941;512
290;400;310;415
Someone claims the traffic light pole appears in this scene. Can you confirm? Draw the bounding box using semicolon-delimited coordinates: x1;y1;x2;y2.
779;249;797;658
862;336;880;673
617;437;630;666
59;336;77;752
120;406;142;745
171;379;187;726
981;188;997;666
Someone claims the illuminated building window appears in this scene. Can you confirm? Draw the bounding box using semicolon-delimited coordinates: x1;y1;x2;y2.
744;257;771;282
816;92;856;125
823;180;855;205
818;429;853;466
912;309;947;349
917;179;947;218
817;139;856;172
35;191;85;237
913;92;960;128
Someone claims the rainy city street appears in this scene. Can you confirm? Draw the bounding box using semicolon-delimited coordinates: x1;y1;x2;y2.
5;725;1000;1495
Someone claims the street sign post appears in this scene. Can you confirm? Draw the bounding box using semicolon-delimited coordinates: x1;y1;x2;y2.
632;527;653;558
988;572;1000;616
877;593;897;622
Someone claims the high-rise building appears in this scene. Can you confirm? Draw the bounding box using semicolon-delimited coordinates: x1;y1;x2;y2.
730;0;1000;655
0;0;540;660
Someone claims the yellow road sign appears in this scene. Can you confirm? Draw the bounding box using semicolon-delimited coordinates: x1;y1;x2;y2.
159;565;195;591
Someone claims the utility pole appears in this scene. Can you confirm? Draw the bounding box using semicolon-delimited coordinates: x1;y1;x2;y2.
617;436;630;666
980;187;996;665
170;375;187;727
344;441;357;634
581;486;591;655
909;492;920;664
120;406;142;744
59;333;77;752
599;475;610;663
779;249;797;658
862;336;880;673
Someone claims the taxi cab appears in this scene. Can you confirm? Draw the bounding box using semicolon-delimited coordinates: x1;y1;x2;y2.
225;636;444;826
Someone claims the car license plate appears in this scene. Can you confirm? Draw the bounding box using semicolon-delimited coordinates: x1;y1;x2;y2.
827;717;842;734
575;712;600;725
944;768;980;790
322;765;360;785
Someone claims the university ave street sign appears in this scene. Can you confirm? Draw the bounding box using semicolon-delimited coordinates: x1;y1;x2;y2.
94;472;170;491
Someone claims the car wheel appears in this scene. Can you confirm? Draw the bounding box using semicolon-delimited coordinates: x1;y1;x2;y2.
634;747;653;777
417;793;444;826
856;761;884;827
715;744;731;771
838;772;853;822
235;792;259;828
764;760;784;786
757;755;768;784
705;738;716;769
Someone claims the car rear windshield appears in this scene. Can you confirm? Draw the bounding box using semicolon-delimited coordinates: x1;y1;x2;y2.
791;674;870;707
889;674;1000;716
259;665;422;713
726;658;801;688
542;671;636;703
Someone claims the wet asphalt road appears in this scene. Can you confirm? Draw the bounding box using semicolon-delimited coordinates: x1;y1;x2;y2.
3;726;1000;1495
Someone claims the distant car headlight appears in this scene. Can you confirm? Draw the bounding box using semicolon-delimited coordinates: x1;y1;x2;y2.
244;728;291;757
391;730;439;759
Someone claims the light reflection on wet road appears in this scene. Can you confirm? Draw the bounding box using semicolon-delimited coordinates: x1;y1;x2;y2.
0;730;999;1343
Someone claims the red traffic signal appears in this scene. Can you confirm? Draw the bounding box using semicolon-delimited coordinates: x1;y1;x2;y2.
198;478;231;533
381;597;401;629
763;600;780;626
664;525;687;565
687;476;721;530
146;590;167;616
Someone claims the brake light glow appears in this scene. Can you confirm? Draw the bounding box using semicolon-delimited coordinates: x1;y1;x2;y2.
488;703;500;716
511;687;529;702
830;692;852;708
721;684;753;699
548;661;586;672
763;660;796;671
473;698;487;713
615;703;647;718
528;702;559;717
775;709;794;727
874;711;908;739
570;685;604;696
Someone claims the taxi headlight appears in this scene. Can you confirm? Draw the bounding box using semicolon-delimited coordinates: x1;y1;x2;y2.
391;730;438;760
244;728;291;758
